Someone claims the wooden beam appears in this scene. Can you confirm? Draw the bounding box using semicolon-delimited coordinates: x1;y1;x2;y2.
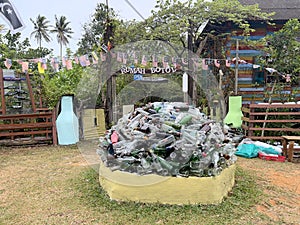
0;69;6;115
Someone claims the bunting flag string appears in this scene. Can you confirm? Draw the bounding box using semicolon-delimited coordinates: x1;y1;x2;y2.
2;49;251;74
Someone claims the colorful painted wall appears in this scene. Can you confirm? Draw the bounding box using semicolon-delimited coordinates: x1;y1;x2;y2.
225;20;300;104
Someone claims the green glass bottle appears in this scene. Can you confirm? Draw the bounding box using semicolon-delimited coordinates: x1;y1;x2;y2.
179;114;193;125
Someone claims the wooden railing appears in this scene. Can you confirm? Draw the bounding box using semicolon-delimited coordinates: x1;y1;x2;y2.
241;103;300;140
0;110;57;146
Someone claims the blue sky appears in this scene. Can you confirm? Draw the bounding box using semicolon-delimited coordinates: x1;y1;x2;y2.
3;0;156;56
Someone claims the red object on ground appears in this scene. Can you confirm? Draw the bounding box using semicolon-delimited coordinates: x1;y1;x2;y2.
258;152;286;162
110;131;119;144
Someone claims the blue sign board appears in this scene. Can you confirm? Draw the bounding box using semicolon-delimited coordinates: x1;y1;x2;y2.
134;74;143;80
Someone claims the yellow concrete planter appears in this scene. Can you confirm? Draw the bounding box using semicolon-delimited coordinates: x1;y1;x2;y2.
99;163;236;205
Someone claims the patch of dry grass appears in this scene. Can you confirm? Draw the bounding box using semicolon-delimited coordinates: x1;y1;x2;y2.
0;145;299;225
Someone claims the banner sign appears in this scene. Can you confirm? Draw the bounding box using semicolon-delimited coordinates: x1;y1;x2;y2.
120;66;177;74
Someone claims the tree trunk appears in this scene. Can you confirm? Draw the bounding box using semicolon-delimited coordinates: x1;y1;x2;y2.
60;42;63;60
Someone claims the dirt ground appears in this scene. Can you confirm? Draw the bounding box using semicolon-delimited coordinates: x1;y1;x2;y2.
237;157;300;224
0;145;299;224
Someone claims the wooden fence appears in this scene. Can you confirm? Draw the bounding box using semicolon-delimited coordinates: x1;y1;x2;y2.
0;109;57;146
241;103;300;141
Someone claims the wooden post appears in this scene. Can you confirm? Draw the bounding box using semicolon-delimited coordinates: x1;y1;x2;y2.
0;68;6;115
288;141;294;162
104;0;117;125
106;53;113;125
235;39;239;95
248;104;254;137
52;108;58;145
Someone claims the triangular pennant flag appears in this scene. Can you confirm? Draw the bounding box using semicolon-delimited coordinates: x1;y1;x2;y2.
152;55;158;67
91;51;99;62
117;52;122;62
38;62;44;74
123;53;127;64
202;59;208;70
62;57;67;67
134;52;139;64
85;55;90;66
226;59;231;67
74;56;79;64
163;56;169;68
41;58;47;69
79;55;87;67
110;51;116;58
214;59;220;68
107;41;112;51
51;58;60;72
100;52;106;62
66;59;73;70
4;58;12;69
22;62;28;73
141;55;147;66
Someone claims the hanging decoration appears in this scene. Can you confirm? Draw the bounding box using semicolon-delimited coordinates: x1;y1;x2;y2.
4;58;12;69
37;62;44;74
2;48;254;75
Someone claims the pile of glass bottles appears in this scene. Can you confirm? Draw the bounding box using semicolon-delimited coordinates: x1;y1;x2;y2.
97;102;243;177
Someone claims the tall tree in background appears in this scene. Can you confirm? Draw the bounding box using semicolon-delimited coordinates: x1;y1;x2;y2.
144;0;272;105
51;15;73;59
147;0;272;58
261;19;300;76
30;15;51;48
113;19;147;45
77;3;118;54
0;31;52;69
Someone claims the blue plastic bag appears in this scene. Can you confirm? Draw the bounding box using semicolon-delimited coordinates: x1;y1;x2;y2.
235;144;259;158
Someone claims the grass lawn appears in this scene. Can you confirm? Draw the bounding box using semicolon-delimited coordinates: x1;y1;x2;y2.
0;144;299;225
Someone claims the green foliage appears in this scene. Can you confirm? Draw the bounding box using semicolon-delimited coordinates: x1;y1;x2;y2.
77;3;119;55
75;66;103;108
259;19;300;75
42;65;104;109
42;65;84;108
51;15;73;59
30;15;52;48
113;20;148;45
0;31;53;69
145;0;273;54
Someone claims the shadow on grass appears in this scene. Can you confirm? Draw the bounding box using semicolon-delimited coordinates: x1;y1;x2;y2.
72;165;264;225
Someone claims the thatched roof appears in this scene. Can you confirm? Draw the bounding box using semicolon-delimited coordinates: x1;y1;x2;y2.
239;0;300;20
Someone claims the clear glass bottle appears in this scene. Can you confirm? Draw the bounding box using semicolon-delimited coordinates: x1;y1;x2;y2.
157;135;175;148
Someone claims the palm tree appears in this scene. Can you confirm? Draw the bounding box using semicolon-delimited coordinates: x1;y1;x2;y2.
30;15;51;48
51;15;73;60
